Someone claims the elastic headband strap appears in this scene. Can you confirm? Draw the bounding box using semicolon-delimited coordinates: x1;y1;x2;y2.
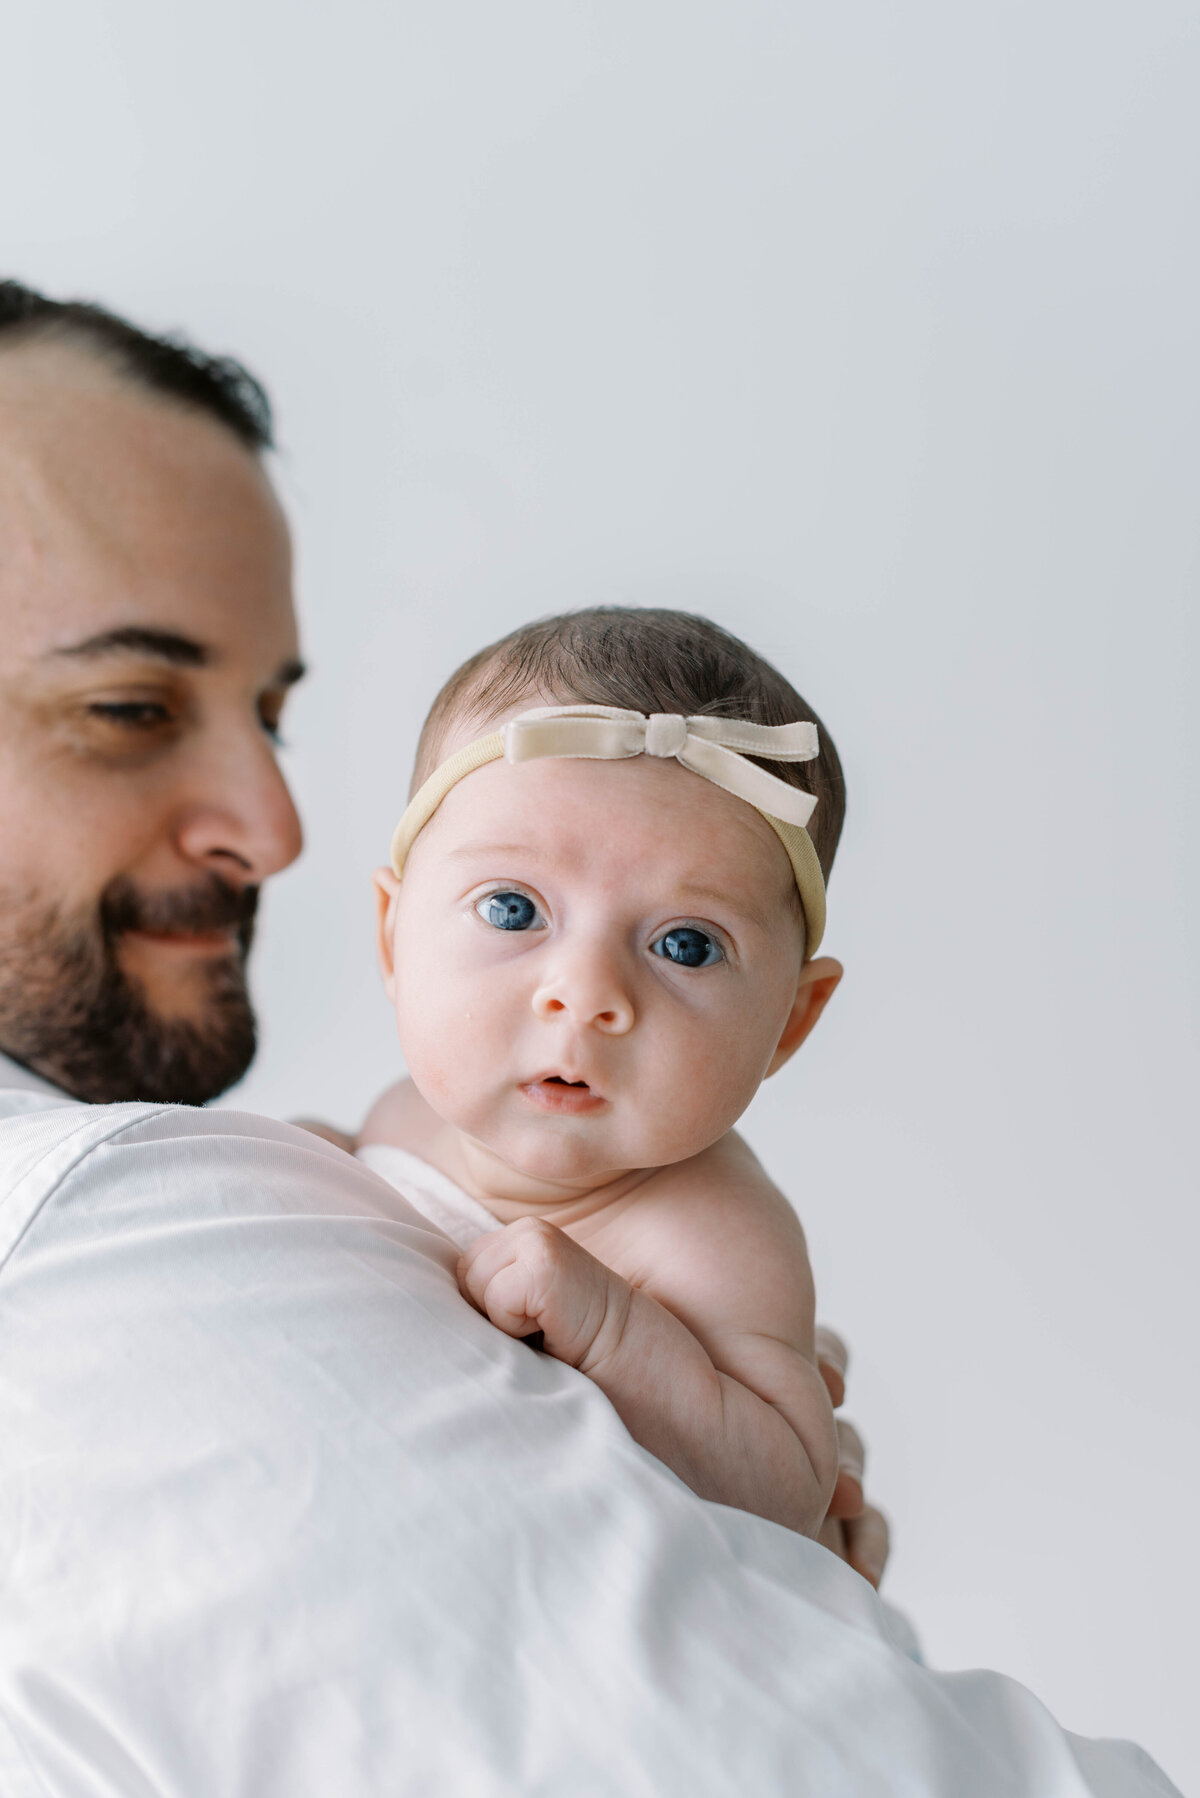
390;705;827;956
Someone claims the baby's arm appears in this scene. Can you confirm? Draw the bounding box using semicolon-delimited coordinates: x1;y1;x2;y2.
292;1079;429;1158
458;1136;839;1536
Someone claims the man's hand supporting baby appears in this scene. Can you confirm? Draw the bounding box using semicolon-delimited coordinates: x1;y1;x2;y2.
458;1208;840;1537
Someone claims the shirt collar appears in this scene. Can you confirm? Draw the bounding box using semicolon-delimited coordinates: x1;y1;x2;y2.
0;1049;72;1100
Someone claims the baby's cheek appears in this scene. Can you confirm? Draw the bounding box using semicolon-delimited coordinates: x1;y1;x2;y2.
394;983;463;1097
397;1004;496;1128
656;1038;763;1155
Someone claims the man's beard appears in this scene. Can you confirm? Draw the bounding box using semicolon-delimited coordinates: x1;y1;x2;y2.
0;874;259;1105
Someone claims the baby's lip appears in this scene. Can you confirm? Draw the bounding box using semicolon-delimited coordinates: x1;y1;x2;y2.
520;1071;608;1116
528;1065;598;1091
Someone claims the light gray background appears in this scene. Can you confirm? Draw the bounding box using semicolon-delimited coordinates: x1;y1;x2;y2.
3;2;1196;1788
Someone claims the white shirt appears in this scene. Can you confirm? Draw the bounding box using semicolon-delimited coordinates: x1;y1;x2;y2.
0;1055;1177;1795
0;1047;74;1100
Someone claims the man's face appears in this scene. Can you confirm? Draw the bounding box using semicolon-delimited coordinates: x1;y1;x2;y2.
0;338;304;1103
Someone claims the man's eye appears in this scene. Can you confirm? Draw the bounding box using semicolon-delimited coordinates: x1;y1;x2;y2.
652;926;723;968
259;708;286;746
476;891;542;932
86;701;172;731
259;693;290;746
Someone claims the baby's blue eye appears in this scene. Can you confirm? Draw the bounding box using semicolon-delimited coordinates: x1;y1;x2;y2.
652;927;723;968
477;890;540;931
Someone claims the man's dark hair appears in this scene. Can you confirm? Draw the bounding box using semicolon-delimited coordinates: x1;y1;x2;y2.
0;278;273;451
415;607;847;882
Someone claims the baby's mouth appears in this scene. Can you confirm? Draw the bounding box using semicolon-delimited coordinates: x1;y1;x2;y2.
520;1073;607;1117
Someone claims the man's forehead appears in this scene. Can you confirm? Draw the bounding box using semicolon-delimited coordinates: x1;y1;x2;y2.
0;338;297;666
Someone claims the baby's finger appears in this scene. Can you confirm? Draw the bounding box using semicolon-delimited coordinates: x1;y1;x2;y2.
816;1513;847;1560
814;1325;849;1409
475;1262;542;1338
455;1231;511;1312
827;1416;865;1520
842;1503;890;1589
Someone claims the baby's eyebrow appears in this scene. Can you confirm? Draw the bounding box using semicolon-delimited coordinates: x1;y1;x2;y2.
674;884;774;933
445;847;775;931
444;841;550;863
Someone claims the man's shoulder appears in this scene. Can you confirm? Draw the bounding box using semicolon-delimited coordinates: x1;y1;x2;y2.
0;1100;424;1282
0;1095;164;1271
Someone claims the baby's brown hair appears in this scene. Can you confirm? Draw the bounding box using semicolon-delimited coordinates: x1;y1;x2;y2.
413;608;846;881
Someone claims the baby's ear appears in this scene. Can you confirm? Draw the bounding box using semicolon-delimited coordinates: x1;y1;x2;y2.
766;956;843;1077
372;867;403;998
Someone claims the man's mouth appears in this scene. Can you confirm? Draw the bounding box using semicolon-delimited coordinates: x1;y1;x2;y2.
121;925;241;955
520;1073;608;1116
101;873;258;963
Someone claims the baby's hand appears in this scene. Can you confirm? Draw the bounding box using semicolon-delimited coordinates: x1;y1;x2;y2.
457;1219;630;1370
461;1216;837;1536
814;1326;890;1588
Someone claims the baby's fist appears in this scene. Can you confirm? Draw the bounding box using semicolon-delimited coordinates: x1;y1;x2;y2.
457;1217;627;1369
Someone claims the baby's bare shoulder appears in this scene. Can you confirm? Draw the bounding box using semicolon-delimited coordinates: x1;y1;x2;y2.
358;1078;441;1155
595;1133;816;1352
631;1133;807;1248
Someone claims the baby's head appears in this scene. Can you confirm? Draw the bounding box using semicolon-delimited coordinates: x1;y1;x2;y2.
375;609;846;1191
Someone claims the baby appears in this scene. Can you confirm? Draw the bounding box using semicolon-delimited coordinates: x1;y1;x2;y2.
356;607;847;1538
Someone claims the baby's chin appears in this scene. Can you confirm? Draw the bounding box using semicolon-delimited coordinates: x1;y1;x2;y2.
472;1114;707;1195
486;1128;638;1190
427;1085;729;1193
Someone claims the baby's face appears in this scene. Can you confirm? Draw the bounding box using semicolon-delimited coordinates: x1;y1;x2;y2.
381;743;807;1190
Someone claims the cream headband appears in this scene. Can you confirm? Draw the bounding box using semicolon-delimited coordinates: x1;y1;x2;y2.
390;704;827;957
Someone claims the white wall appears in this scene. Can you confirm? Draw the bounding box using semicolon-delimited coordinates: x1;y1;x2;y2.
3;2;1196;1786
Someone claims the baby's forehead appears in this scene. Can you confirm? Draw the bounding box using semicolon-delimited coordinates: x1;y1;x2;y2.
429;747;799;920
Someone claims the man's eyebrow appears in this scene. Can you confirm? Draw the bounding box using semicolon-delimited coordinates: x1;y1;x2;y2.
50;626;213;667
48;626;307;687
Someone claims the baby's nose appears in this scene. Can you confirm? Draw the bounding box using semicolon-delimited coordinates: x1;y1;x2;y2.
530;951;634;1034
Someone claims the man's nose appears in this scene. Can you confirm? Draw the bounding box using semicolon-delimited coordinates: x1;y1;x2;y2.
531;938;635;1035
173;725;303;883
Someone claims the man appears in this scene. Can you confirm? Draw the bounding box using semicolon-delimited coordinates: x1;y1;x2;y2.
0;284;1172;1795
0;279;302;1107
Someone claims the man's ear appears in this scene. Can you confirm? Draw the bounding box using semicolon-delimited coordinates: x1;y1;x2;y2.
766;955;843;1077
373;867;402;999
